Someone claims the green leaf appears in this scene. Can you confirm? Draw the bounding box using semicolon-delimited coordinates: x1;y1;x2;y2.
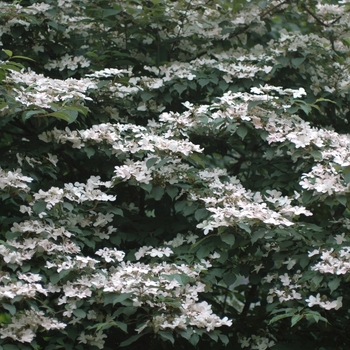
33;200;47;214
102;9;120;18
328;278;341;293
161;273;193;286
85;147;95;159
291;57;306;67
104;293;132;306
189;333;200;346
166;185;178;200
22;109;45;121
236;125;248;140
223;273;236;286
237;222;251;233
2;303;16;316
291;314;303;327
3;345;20;350
50;111;77;123
139;182;152;193
218;334;229;345
269;313;295;324
310;150;322;160
11;55;35;61
114;321;128;333
158;331;175;344
337;195;347;206
312;275;323;287
220;233;235;246
0;313;11;324
73;309;86;318
248;100;263;110
198;78;210;88
2;49;12;57
343;166;350;184
151;185;164;200
300;103;312;115
174;84;187;95
194;208;208;221
207;332;219;342
146;157;158;169
120;334;145;347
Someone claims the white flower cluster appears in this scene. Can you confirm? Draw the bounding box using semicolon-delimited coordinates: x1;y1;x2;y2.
32;176;116;209
5;69;97;109
0;167;33;192
238;333;276;350
305;293;343;310
0;308;66;343
194;171;311;234
310;247;350;275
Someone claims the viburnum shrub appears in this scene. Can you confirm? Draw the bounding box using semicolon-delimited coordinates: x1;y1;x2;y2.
1;0;350;349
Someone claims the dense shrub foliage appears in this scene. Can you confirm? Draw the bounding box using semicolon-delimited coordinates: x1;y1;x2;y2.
2;0;350;349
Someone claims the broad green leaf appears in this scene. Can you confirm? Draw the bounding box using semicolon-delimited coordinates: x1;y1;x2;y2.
73;309;86;318
236;125;248;140
2;303;16;316
158;330;175;344
291;314;303;327
120;334;145;347
328;278;341;293
2;49;12;57
151;185;164;200
220;233;235;246
33;200;47;214
166;185;178;200
291;57;305;67
146;157;158;169
50;111;77;123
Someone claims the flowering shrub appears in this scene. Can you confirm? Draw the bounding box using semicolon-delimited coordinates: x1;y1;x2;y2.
2;0;350;349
